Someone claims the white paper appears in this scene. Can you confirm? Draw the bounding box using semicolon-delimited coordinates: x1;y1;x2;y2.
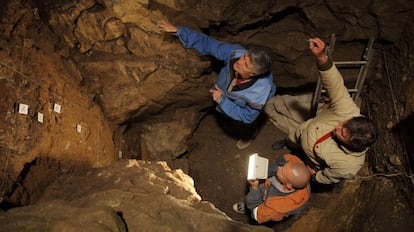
18;103;29;115
247;153;269;180
37;112;44;123
76;124;82;133
53;103;61;113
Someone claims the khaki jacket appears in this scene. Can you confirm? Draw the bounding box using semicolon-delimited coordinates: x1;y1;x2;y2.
289;61;367;184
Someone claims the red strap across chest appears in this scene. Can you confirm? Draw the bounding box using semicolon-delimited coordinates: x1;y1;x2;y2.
312;130;334;155
236;75;244;84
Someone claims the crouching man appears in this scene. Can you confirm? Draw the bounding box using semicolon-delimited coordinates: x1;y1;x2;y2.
234;154;311;223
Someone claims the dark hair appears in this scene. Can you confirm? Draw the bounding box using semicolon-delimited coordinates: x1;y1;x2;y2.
343;116;378;152
247;48;272;75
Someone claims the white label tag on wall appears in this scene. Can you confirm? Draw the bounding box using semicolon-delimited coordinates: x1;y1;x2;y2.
53;103;61;113
37;112;44;123
76;124;82;133
18;103;29;115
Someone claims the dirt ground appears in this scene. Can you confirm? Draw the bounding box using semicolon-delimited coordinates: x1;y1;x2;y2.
187;111;296;227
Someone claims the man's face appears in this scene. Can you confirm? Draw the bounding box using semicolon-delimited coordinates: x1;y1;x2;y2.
334;122;351;145
233;53;255;78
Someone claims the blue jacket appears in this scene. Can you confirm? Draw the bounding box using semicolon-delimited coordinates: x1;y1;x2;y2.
174;26;276;123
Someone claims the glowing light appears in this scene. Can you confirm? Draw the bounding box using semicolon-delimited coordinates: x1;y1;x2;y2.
247;153;269;180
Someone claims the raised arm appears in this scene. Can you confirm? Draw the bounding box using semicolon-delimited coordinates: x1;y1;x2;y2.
157;20;243;61
309;37;359;116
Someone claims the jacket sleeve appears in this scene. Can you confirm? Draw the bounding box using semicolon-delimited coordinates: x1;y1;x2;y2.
256;203;285;223
246;186;266;210
318;60;360;117
217;78;273;123
174;26;244;61
314;169;342;184
217;93;262;123
246;186;286;224
314;163;361;184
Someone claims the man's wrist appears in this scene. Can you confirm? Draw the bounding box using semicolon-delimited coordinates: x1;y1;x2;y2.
216;95;224;104
317;57;333;71
172;26;181;35
317;55;328;65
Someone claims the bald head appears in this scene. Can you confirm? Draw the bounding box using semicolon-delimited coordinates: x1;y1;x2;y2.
284;162;310;189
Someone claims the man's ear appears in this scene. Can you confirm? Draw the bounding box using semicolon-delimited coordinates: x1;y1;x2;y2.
286;183;293;190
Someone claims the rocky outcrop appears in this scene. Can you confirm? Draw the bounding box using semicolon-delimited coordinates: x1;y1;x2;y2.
48;0;211;124
0;159;272;232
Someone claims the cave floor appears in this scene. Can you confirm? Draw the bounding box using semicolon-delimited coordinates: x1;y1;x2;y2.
186;106;414;231
187;112;317;230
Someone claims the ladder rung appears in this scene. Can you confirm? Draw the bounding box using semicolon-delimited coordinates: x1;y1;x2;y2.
334;61;367;65
321;88;358;93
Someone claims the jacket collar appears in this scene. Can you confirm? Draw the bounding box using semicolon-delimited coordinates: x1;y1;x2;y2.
338;143;368;157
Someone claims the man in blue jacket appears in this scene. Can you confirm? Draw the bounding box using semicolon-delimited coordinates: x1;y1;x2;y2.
158;20;276;149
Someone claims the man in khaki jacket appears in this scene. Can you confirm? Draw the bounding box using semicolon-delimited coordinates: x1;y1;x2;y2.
265;38;378;184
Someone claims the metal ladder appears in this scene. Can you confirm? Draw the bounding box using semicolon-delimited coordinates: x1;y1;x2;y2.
310;34;375;116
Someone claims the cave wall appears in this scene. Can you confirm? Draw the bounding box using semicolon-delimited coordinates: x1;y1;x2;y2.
31;0;414;167
0;1;117;207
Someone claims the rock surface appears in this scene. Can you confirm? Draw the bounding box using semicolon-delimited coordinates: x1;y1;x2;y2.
0;159;271;232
